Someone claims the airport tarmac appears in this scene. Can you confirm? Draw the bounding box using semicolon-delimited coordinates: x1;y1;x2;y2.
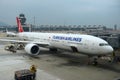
0;43;120;80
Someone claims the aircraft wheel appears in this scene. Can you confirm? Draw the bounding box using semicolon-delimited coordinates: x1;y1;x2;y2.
92;58;98;66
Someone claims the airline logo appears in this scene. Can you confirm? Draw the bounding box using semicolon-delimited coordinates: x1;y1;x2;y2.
53;36;82;42
16;17;24;32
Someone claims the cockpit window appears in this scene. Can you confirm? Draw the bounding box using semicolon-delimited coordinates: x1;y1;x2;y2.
99;43;109;46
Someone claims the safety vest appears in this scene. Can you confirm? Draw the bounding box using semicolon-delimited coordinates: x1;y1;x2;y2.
30;65;37;73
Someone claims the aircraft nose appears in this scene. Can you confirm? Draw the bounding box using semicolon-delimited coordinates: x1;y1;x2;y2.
106;46;114;53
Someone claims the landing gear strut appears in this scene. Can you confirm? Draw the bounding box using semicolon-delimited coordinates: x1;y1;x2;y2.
87;56;98;66
92;58;98;66
49;48;57;52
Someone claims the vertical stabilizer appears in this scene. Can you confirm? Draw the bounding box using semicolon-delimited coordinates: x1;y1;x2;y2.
16;17;24;32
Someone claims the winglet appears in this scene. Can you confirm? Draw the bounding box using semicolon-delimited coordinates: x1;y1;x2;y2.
16;17;24;32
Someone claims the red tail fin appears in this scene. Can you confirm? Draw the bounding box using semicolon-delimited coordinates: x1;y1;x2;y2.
16;17;24;32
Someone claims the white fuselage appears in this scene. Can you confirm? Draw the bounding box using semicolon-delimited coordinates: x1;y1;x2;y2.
6;32;16;37
17;32;113;56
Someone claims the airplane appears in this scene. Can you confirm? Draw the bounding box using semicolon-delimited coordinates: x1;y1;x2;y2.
0;17;113;65
5;28;16;37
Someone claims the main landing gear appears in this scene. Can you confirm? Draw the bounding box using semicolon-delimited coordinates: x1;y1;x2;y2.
49;48;57;52
92;57;98;66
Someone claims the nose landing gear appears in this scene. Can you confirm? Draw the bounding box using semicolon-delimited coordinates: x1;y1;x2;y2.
92;58;98;66
87;56;98;66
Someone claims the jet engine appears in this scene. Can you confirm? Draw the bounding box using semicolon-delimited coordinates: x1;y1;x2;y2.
25;44;40;55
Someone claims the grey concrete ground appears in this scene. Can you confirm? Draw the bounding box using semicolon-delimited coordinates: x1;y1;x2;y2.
0;45;61;80
0;45;120;80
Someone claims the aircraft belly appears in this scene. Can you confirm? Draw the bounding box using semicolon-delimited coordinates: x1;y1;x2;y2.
50;41;71;50
77;44;98;55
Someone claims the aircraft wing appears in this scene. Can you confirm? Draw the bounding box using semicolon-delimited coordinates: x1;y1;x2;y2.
0;39;50;47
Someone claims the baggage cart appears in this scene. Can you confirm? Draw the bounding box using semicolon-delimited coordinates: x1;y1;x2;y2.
14;69;34;80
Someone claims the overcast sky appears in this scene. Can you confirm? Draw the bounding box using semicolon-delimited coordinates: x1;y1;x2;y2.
0;0;120;27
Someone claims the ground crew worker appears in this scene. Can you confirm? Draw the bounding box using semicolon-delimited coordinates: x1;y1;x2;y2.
30;65;37;80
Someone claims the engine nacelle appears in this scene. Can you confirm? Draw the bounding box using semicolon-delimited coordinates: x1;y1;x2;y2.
25;44;40;55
